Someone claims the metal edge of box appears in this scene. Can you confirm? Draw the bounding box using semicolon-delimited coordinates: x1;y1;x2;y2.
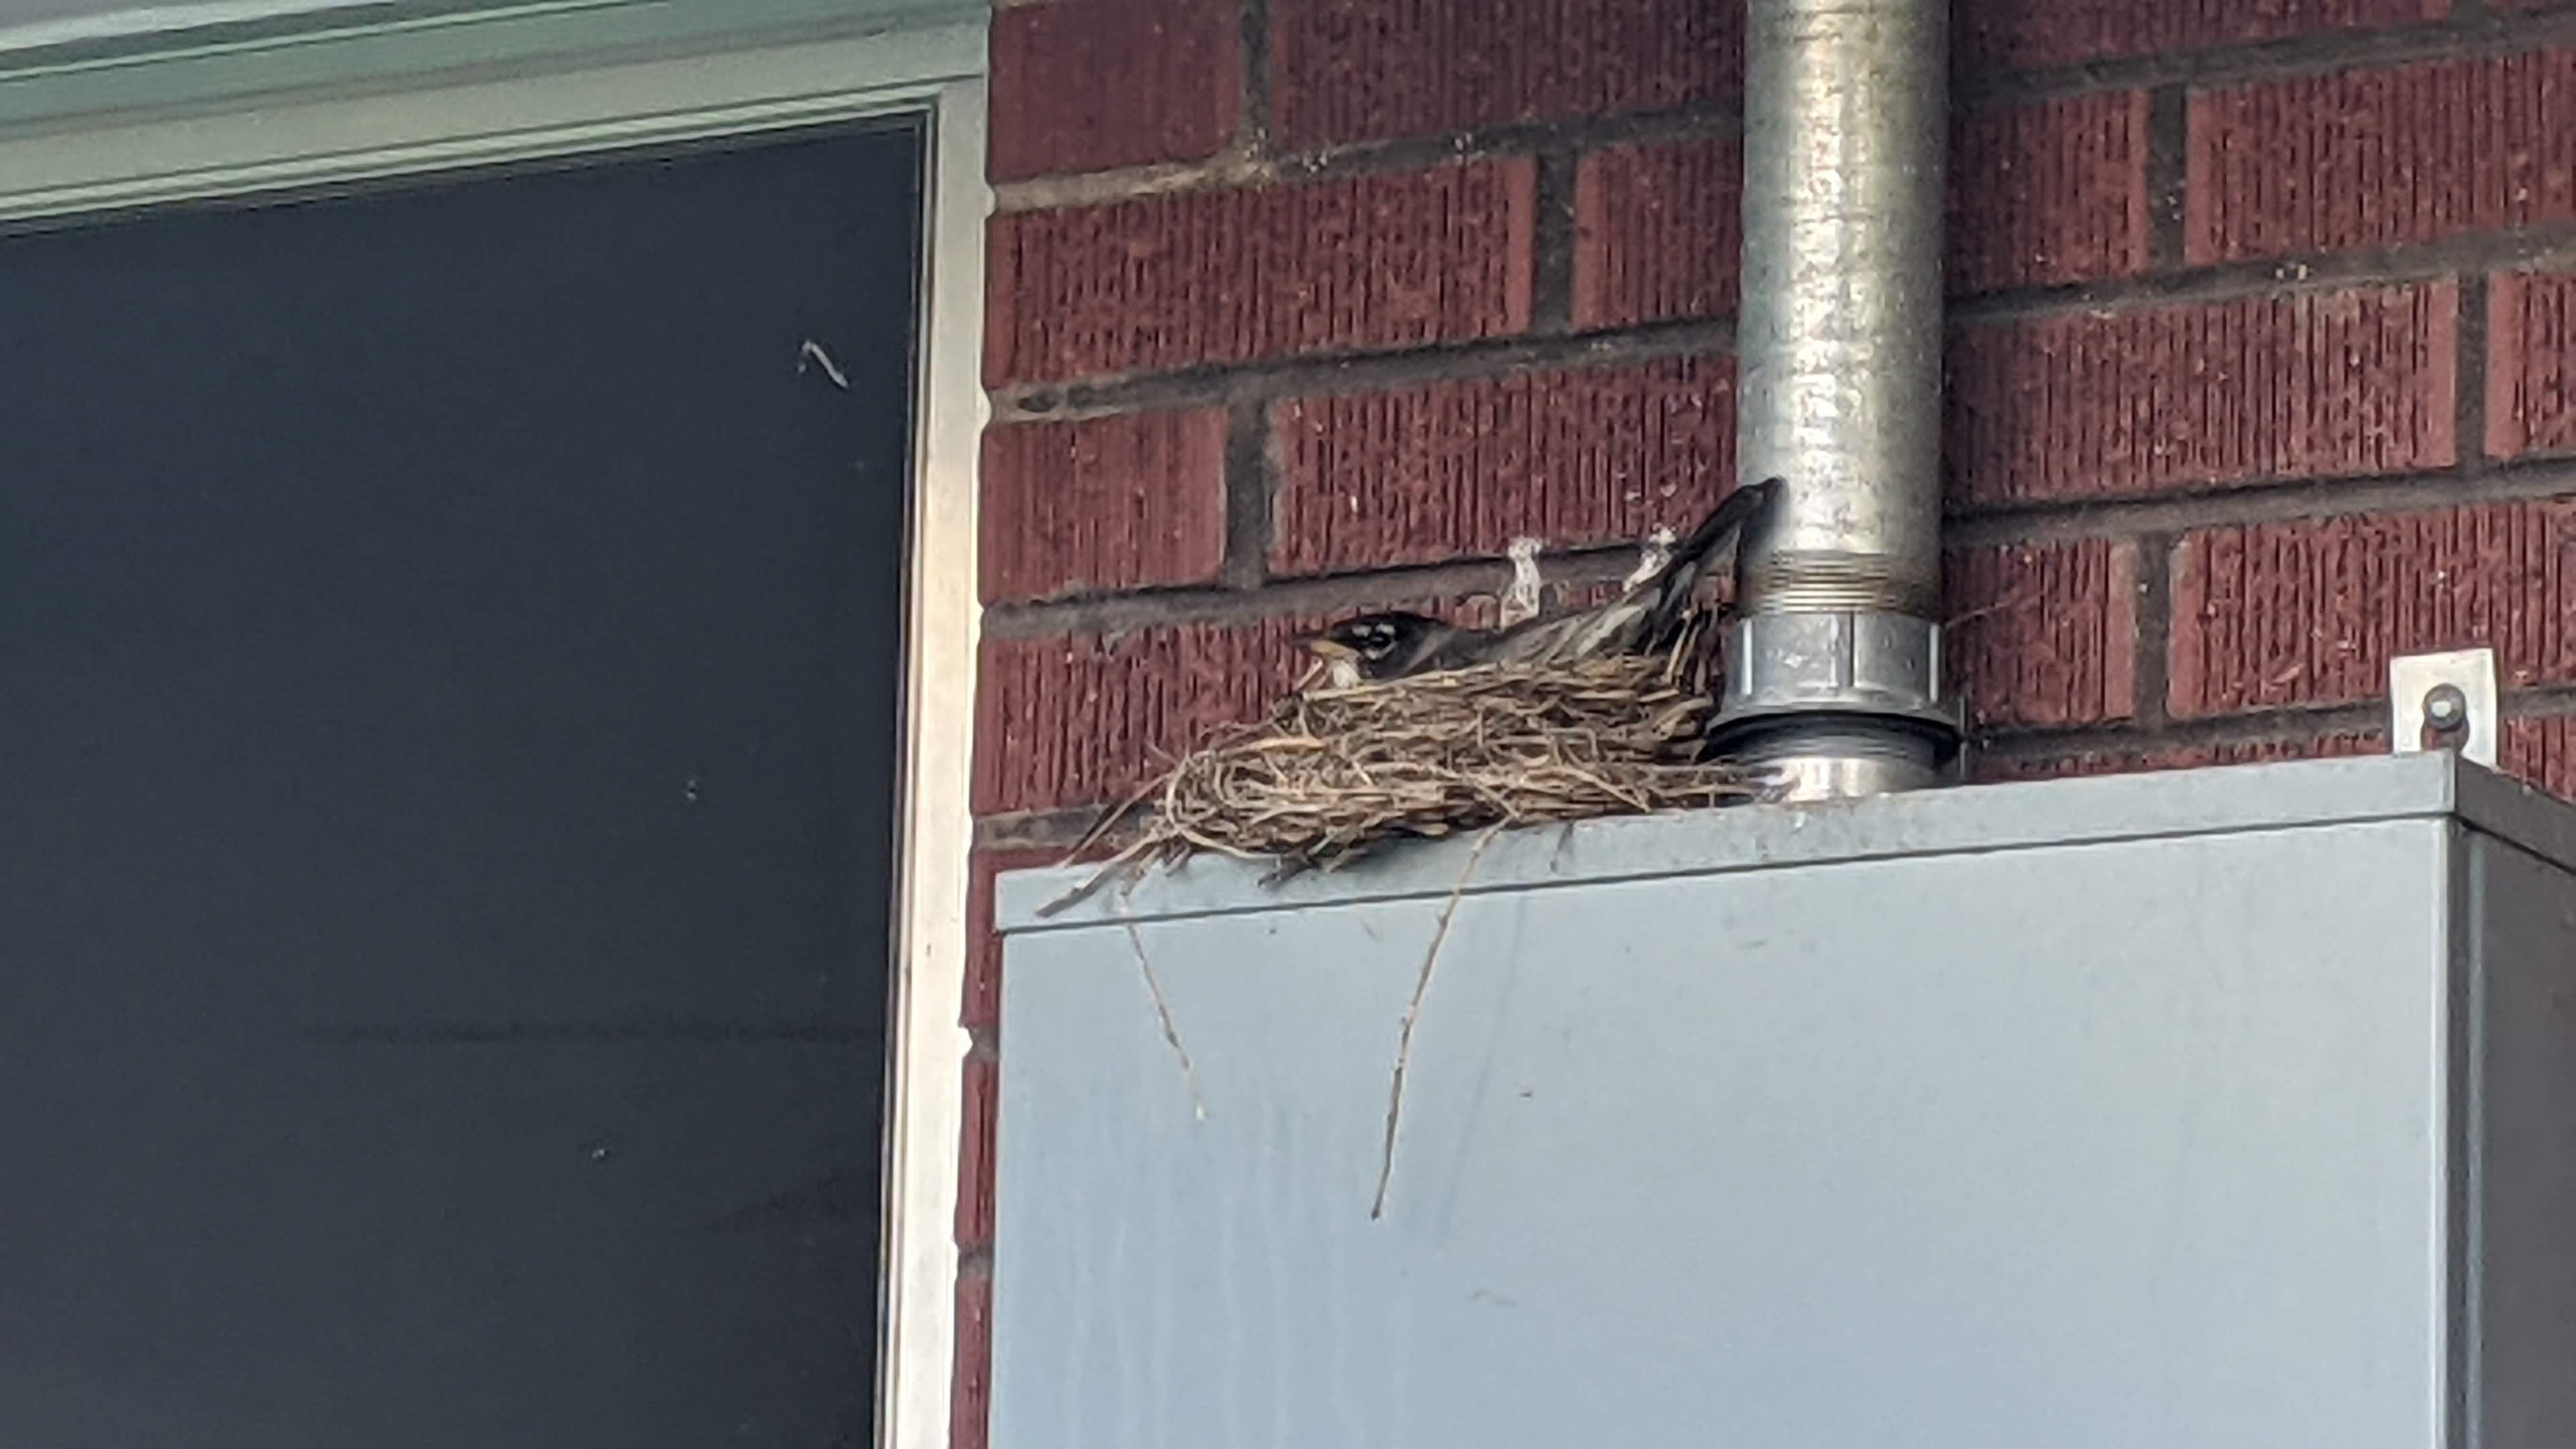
2451;759;2576;877
996;752;2481;934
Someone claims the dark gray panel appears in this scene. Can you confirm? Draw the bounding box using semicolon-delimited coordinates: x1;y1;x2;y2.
2470;830;2576;1449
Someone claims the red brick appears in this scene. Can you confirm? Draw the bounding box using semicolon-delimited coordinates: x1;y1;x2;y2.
2169;498;2576;718
1949;92;2153;294
974;620;1320;813
1271;356;1735;576
951;1259;994;1449
1573;138;1741;331
956;1053;1000;1250
1972;730;2381;782
985;162;1534;385
989;0;1240;182
2489;270;2576;461
1947;283;2458;508
965;849;1059;1035
980;411;1230;604
2187;49;2576;265
2504;714;2576;799
1958;0;2445;73
1946;539;2139;730
1269;0;1740;150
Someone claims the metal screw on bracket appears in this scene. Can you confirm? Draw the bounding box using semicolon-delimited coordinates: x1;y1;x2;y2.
2421;684;2469;747
2389;649;2498;769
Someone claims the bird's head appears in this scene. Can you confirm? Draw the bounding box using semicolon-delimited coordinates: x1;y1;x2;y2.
1297;610;1445;686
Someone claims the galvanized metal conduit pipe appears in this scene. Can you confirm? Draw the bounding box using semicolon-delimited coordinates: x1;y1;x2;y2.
1715;0;1963;798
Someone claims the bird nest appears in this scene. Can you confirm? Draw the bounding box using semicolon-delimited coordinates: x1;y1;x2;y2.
1059;621;1764;898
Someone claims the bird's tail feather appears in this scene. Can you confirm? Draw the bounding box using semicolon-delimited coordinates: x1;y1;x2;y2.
1638;475;1783;645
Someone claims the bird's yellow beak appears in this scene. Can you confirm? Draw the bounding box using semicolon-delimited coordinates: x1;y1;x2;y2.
1301;635;1358;660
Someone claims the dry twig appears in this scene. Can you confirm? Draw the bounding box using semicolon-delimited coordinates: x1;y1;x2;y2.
1370;825;1499;1220
1117;892;1207;1121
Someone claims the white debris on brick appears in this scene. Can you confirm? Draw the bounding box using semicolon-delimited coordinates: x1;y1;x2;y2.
1499;537;1545;626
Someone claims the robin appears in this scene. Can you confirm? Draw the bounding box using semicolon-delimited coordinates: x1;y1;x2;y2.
1298;476;1782;685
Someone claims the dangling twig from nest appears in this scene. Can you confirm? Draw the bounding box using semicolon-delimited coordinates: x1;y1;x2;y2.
1370;824;1499;1220
1115;885;1207;1121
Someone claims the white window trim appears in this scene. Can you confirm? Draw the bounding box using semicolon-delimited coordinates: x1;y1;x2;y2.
0;9;991;1449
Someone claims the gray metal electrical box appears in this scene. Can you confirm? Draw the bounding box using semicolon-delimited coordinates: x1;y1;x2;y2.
989;754;2576;1449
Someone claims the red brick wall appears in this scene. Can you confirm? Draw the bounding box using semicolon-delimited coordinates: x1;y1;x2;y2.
953;1;2576;1440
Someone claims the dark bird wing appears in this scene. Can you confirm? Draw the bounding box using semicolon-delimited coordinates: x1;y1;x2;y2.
1463;596;1651;667
1631;475;1780;649
1464;477;1782;667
